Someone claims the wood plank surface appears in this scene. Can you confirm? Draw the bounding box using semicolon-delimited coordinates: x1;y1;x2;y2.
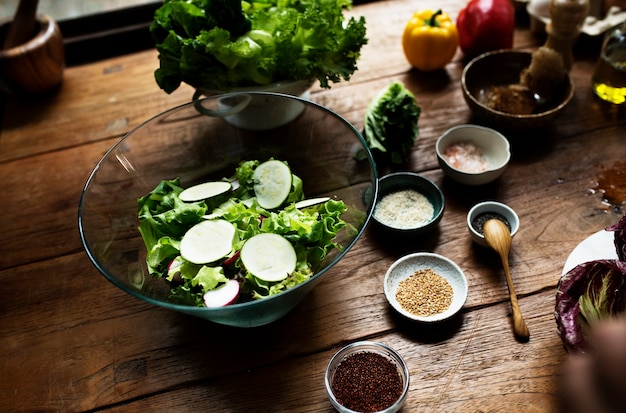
1;0;625;412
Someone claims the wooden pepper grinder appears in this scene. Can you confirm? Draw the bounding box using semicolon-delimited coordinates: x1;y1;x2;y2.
545;0;590;70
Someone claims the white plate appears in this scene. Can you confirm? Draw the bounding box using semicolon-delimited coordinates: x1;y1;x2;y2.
562;229;618;275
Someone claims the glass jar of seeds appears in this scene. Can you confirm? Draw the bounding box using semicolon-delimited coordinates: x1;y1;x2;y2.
325;341;410;413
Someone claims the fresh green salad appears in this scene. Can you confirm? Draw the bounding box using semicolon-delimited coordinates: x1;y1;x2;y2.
137;159;347;307
149;0;367;93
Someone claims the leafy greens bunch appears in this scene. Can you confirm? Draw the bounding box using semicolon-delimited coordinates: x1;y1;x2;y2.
150;0;368;93
363;81;421;165
137;160;347;306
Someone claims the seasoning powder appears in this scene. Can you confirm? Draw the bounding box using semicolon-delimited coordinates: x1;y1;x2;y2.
331;351;403;413
396;268;453;317
374;189;434;229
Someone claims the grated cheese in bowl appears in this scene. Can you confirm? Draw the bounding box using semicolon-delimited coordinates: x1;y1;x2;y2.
371;172;445;236
373;189;434;229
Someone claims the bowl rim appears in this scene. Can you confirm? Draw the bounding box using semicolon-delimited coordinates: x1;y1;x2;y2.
461;49;575;119
371;172;445;232
383;252;468;322
325;340;410;413
195;78;315;95
78;92;379;319
435;124;511;174
467;200;520;247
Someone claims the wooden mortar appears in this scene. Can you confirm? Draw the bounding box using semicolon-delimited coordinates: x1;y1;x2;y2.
0;14;64;96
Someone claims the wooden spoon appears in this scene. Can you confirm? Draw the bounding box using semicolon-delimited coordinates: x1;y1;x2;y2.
3;0;40;50
483;218;530;342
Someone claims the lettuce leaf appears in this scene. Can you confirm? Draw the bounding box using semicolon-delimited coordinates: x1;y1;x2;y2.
138;178;206;274
363;81;421;165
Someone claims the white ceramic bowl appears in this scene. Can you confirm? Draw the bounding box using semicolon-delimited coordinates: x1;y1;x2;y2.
436;124;511;185
193;79;314;130
384;253;468;323
325;341;410;413
467;201;520;248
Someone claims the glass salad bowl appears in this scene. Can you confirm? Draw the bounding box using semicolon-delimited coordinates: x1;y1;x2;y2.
78;92;377;327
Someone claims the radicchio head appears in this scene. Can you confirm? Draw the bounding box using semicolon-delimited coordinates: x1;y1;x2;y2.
606;213;626;262
556;259;626;353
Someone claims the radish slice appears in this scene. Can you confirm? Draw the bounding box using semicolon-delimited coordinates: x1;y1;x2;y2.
253;160;292;209
167;256;184;282
240;233;296;282
203;279;240;307
222;250;240;266
294;197;331;209
180;220;235;264
179;181;232;202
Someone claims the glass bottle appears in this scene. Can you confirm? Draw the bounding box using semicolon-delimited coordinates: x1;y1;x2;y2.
592;22;626;105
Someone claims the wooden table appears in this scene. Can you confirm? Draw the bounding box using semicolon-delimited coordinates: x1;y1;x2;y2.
1;1;625;411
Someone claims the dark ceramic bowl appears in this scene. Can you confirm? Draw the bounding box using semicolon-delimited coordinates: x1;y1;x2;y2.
370;172;445;237
462;50;574;130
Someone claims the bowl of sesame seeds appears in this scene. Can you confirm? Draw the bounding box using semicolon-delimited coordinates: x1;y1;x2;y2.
384;252;468;323
371;172;445;237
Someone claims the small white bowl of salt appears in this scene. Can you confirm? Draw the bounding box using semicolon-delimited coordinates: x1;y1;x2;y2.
436;124;511;186
371;172;445;237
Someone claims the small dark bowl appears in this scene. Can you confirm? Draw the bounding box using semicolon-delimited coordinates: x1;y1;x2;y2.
462;50;574;130
371;172;445;237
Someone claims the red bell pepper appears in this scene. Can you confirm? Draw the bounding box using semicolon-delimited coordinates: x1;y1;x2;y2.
456;0;515;58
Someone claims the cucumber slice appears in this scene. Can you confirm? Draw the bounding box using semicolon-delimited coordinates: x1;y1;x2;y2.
179;181;232;202
180;220;235;264
253;160;292;209
294;197;331;209
240;233;297;282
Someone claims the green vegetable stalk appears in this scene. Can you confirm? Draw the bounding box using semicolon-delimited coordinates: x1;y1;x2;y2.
363;81;421;165
150;0;367;93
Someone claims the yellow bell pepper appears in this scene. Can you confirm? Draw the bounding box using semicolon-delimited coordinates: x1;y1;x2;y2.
402;9;459;72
